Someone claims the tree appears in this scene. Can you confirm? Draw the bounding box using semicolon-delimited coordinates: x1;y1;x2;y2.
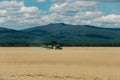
51;41;58;46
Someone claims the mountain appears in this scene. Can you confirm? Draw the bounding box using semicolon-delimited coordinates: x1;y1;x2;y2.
0;27;44;46
22;23;120;46
0;23;120;46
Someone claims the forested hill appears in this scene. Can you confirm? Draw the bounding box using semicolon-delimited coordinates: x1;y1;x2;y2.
0;23;120;46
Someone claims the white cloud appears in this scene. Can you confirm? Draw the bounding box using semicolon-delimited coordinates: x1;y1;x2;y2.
0;0;120;29
49;0;120;28
37;0;46;3
0;18;6;23
92;14;120;28
20;6;39;13
50;1;97;14
0;10;7;16
48;0;103;25
0;0;45;29
94;14;120;23
52;0;120;3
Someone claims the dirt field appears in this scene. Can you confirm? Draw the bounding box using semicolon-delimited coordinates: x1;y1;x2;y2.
0;47;120;80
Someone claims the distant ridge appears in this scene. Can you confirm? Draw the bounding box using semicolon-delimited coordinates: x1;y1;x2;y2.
23;23;120;32
0;23;120;46
82;25;120;30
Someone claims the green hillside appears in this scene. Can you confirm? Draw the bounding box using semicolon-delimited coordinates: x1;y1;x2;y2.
0;23;120;46
22;23;120;46
0;27;43;46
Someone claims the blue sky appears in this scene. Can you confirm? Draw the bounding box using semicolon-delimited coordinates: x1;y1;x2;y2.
23;0;52;13
98;2;120;14
0;0;120;29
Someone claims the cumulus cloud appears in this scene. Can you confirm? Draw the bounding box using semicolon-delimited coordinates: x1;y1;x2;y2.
49;0;120;28
0;1;45;29
94;14;120;23
37;0;46;3
0;10;7;16
52;0;120;2
84;0;120;2
0;0;120;29
50;1;97;14
48;0;103;25
92;14;120;28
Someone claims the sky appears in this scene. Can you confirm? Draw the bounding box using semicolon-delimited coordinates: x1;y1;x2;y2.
0;0;120;29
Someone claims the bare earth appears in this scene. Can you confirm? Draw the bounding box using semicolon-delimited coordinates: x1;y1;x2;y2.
0;47;120;80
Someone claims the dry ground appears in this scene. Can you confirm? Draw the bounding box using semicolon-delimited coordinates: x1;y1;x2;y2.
0;47;120;80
